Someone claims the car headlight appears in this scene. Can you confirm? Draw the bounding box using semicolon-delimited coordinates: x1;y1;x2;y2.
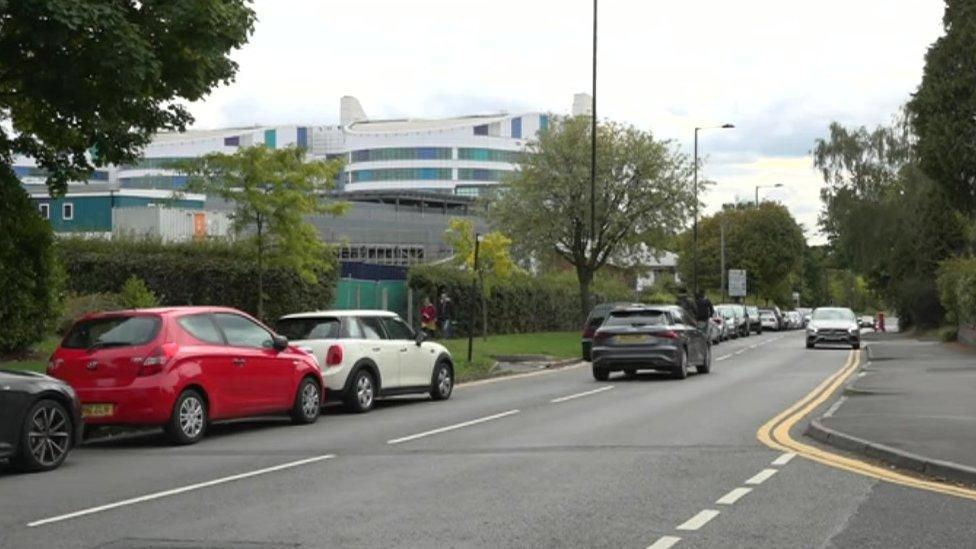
849;326;858;333
807;326;818;333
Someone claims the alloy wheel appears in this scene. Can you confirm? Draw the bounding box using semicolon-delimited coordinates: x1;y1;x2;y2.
179;395;205;439
437;366;452;396
301;382;320;419
357;374;374;409
28;405;70;467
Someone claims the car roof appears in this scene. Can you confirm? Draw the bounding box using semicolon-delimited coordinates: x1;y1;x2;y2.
609;304;679;313
81;306;244;319
813;307;854;313
279;310;398;320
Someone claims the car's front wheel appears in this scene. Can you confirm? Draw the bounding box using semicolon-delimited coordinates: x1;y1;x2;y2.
430;362;453;401
14;399;73;472
166;389;207;445
806;341;815;349
291;377;321;425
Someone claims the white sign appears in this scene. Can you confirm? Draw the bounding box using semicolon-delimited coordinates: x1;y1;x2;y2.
728;269;747;297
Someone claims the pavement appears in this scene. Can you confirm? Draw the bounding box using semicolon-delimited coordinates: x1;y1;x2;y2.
809;332;976;486
2;330;976;548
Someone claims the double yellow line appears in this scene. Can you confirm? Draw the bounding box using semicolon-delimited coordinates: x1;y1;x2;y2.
756;349;976;501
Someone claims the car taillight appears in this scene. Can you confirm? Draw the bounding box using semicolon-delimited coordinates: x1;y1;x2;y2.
47;357;63;375
593;331;610;342
582;326;596;338
137;343;178;376
325;344;343;366
656;330;679;339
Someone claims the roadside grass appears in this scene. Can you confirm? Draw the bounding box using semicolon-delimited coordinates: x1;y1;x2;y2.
0;334;61;374
440;331;579;381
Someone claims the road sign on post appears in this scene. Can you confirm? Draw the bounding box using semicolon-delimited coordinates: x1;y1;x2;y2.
728;269;747;297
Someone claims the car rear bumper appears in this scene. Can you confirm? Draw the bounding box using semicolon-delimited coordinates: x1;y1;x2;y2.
75;385;173;425
591;346;680;371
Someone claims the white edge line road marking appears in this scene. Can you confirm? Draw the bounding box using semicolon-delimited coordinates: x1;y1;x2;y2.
550;385;614;403
676;509;720;531
646;535;682;549
387;409;520;445
457;362;585;389
716;487;752;505
771;452;797;466
28;454;336;528
822;396;848;418
715;354;732;362
745;468;778;485
734;350;745;355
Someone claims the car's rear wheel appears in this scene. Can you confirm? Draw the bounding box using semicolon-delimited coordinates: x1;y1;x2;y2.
806;341;815;349
291;377;321;425
166;389;207;445
671;348;689;380
14;399;72;472
344;369;376;413
430;361;453;401
592;365;610;381
697;345;712;374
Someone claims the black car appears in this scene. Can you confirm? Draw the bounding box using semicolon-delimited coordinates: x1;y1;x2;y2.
591;305;712;381
0;370;83;472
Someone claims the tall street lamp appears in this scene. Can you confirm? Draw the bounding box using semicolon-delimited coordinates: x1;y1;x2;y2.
692;123;734;297
590;0;598;276
755;183;784;206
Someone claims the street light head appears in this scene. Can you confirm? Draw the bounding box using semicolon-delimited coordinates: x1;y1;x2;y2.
774;183;784;188
722;123;735;129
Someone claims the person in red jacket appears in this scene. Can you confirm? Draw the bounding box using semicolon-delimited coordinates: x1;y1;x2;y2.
420;297;438;336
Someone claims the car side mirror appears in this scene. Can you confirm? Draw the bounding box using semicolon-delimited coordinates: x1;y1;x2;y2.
415;330;428;346
272;334;289;352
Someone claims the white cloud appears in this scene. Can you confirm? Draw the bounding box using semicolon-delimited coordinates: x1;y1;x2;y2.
186;0;946;244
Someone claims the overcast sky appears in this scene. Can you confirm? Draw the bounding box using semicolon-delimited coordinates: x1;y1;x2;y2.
187;0;946;243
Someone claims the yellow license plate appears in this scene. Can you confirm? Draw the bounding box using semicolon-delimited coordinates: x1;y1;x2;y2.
615;334;649;344
82;403;115;418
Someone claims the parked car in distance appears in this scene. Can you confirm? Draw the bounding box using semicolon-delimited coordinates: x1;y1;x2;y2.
759;309;779;331
787;311;802;330
591;305;711;381
716;306;739;339
796;308;813;327
709;312;727;343
717;304;749;337
581;302;641;361
278;310;455;413
859;315;875;329
0;370;83;472
806;307;861;349
746;305;763;334
49;307;324;445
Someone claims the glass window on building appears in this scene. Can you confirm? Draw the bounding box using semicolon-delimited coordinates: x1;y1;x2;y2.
457;168;511;182
540;114;550;131
38;203;50;219
457;148;520;163
511;117;522;138
350;147;451;163
473;124;489;136
351;168;452;183
62;202;74;221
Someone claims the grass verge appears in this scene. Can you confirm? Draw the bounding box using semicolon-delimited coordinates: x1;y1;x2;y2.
440;331;580;382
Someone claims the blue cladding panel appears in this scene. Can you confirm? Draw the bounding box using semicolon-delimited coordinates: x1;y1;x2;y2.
297;127;308;149
264;129;277;149
224;136;240;147
539;114;549;131
511;117;522;138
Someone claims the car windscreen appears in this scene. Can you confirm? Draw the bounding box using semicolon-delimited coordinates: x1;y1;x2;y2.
62;315;161;350
277;317;341;340
812;309;855;321
604;310;668;327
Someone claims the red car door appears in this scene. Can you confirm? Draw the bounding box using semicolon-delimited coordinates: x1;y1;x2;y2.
173;313;241;419
213;313;292;413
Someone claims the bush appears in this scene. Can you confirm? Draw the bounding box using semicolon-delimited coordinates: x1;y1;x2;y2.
0;169;64;353
937;257;976;328
939;326;958;342
57;293;126;335
119;275;159;309
56;238;338;323
408;265;633;336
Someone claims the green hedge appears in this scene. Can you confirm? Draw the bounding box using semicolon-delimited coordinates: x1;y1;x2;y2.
56;238;338;323
937;257;976;327
408;265;632;335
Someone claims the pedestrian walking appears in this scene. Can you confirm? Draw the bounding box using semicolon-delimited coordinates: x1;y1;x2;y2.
420;297;437;336
695;292;714;332
438;292;455;339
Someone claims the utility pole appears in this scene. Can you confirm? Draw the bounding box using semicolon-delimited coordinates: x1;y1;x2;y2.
720;220;726;301
691;124;734;297
589;0;598;313
467;233;481;363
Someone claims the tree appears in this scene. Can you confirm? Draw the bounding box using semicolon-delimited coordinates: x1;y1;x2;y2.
908;0;976;216
676;203;806;306
182;146;346;319
0;167;63;353
489;115;695;319
444;217;517;338
0;0;256;196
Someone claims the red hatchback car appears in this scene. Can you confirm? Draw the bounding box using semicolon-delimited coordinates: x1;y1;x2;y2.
49;307;324;445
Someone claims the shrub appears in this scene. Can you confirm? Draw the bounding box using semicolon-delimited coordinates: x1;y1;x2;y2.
0;169;64;353
408;265;634;336
119;275;160;309
56;238;338;323
939;326;958;342
57;293;126;335
937;257;976;328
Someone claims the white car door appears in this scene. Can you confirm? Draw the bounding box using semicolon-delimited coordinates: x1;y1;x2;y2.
357;316;401;389
381;316;434;387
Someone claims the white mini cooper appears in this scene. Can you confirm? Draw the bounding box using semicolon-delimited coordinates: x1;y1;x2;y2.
277;310;454;412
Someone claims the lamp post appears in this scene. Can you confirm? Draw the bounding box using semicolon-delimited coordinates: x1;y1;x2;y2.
590;0;598;290
692;123;734;297
467;233;483;363
755;183;784;206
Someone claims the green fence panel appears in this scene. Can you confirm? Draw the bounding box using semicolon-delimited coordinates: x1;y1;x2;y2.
334;278;407;318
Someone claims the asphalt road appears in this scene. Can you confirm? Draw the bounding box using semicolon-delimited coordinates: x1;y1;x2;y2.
2;330;975;548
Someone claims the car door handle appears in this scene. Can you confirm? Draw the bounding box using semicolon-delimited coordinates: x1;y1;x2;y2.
233;358;246;366
372;347;381;352
399;348;408;352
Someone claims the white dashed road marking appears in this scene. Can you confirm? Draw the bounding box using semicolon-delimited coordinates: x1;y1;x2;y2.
387;409;520;445
715;354;733;362
745;468;778;485
771;452;797;466
646;535;682;549
676;509;720;531
550;385;614;403
715;487;752;505
28;454;337;527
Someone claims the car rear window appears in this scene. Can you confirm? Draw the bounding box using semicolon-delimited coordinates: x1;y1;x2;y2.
62;315;161;350
605;310;668;327
277;317;341;340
